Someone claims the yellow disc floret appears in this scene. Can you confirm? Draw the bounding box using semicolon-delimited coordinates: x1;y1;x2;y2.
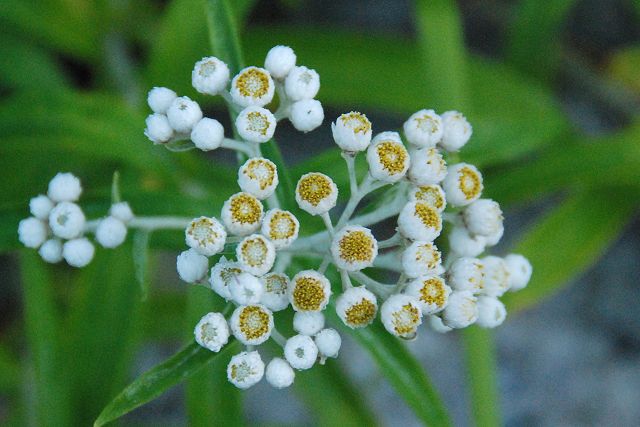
345;298;377;327
297;173;333;206
339;230;375;263
458;166;482;200
235;67;271;98
376;141;408;175
292;276;326;311
230;193;263;224
238;305;271;341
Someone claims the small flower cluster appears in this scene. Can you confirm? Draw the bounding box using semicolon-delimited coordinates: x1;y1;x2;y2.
18;173;133;267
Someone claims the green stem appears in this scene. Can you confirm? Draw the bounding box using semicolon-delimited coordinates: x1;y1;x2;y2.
462;327;501;427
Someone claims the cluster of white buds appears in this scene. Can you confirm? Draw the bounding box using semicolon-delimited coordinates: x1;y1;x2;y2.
144;45;323;154
18;173;134;267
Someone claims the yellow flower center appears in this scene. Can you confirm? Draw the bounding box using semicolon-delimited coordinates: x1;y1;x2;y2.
418;277;447;308
345;298;377;327
220;266;242;284
414;185;445;210
235;67;270;98
376;141;408;174
264;273;288;295
187;218;220;246
292;276;326;311
244;159;276;190
392;303;420;336
339;230;375;263
246;111;270;136
240;237;268;266
297;174;333;206
414;243;440;269
198;59;218;77
414;114;439;133
458;167;482;200
230;193;262;224
414;202;441;230
268;211;297;240
340;112;371;134
238;305;271;340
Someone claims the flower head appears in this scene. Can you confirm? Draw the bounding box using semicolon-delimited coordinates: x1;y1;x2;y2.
407;148;447;186
441;163;483;207
381;294;423;339
404;275;451;315
259;272;290;311
397;201;442;242
221;192;264;236
192;56;230;95
366;131;410;183
289;270;331;312
227;351;264;389
209;258;244;300
230;304;274;345
331;225;378;271
403;109;443;148
442;291;478;329
185;216;227;256
409;184;447;212
331;111;372;152
230;66;275;107
335;287;378;329
236;234;276;276
439;111;472;152
264;45;296;79
401;241;443;278
266;358;295;389
295;172;338;216
236;106;277;143
166;96;202;133
194;312;230;352
284;334;318;370
238;157;279;200
261;209;299;249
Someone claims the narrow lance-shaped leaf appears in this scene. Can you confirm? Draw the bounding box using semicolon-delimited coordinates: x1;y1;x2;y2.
94;340;237;427
133;230;151;301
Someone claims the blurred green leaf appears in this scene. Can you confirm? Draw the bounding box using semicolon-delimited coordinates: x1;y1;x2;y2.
133;230;151;301
606;45;640;94
205;0;245;74
20;251;72;427
507;0;577;80
262;139;298;212
94;340;236;427
462;327;501;427
185;286;243;427
415;0;468;109
503;188;639;312
485;123;640;206
295;362;379;427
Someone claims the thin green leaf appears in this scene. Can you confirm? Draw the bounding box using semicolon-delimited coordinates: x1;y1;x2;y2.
261;139;298;211
94;340;236;427
205;0;245;74
185;286;243;427
133;230;151;301
461;327;501;427
111;171;122;204
20;251;72;427
415;0;468;109
507;0;577;80
503;188;639;312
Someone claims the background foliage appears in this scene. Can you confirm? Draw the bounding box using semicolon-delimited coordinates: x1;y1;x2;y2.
1;0;639;425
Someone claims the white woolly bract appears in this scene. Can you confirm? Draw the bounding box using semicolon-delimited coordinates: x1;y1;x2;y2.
39;239;63;264
266;358;295;389
29;195;54;220
147;87;177;114
330;225;378;271
284;334;318;370
264;45;297;79
404;275;451;315
95;217;127;248
284;66;320;101
144;113;174;143
366;131;410;183
504;253;532;291
235;106;276;143
166;96;202;133
288;270;332;312
191;118;224;151
409;184;447;213
48;172;82;203
230;66;275;107
49;202;86;240
380;294;423;339
261;209;299;249
293;311;325;336
62;238;95;268
18;217;48;249
475;296;506;328
439;111;472;152
109;202;134;223
428;315;452;334
448;226;486;257
290;99;324;133
335;286;378;329
484;223;504;247
192;56;230;95
397;201;442;242
446;257;484;293
403;109;444;148
229;272;264;305
442;291;478;329
227;351;264;389
463;199;503;237
441;163;483;207
209;258;243;300
184;216;227;256
407;148;447;186
315;328;341;358
229;304;273;345
236;234;276;276
295;172;338;216
194;312;230;352
331;111;372;152
238;157;279;200
401;241;444;278
480;256;510;297
176;248;209;283
260;272;290;311
221;192;264;236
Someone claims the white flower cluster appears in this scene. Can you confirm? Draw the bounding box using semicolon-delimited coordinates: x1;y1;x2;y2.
144;45;323;151
18;173;133;267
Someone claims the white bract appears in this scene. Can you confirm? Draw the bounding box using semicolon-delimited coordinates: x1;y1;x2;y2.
230;66;275;107
238;157;279;200
145;113;174;143
284;66;320;101
109;202;134;223
176;249;209;283
236;106;276;143
62;238;95;268
266;358;295;389
315;328;341;359
428;315;453;334
481;256;510;297
18;217;48;249
293;311;325;336
439;111;472;152
284;334;318;370
227;351;264;389
289;99;324;133
194;312;230;352
331;225;378;271
475;296;506;328
192;56;230;95
264;45;296;79
166;96;202;133
448;226;487;257
147;87;177;114
29;195;54;220
407;148;447;186
335;286;378;329
504;253;532;291
403;109;443;148
191;118;224;151
366;131;410;183
49;202;85;240
95;216;127;248
38;239;63;264
331;111;372;152
185;216;227;256
48;172;82;203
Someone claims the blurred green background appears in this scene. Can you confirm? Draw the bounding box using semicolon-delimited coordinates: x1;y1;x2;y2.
1;0;640;425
